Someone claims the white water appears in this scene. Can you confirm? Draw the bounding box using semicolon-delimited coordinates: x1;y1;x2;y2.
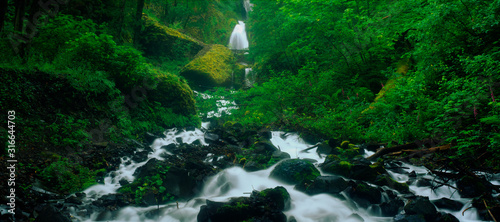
229;21;249;50
243;67;255;88
77;125;493;222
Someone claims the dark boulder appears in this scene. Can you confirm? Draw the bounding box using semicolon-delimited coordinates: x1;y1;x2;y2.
380;199;405;217
204;133;220;144
347;182;383;208
270;159;320;184
373;174;410;193
132;150;149;162
456;176;487;198
197;186;290;222
394;213;426;222
403;196;438;220
435;212;460;222
432;198;464;211
254;140;279;154
34;204;72;222
295;176;348;195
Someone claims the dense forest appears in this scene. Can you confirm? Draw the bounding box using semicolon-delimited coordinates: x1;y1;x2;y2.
0;0;499;221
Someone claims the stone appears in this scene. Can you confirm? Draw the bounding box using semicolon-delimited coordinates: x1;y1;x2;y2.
404;196;438;220
270;159;320;184
380;199;405;216
456;176;487;198
204;133;220;144
347;182;382;207
197;186;289;222
34;204;71;222
432;198;464;211
295;176;349;195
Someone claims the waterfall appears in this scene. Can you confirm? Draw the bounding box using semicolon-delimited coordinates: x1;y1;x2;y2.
229;21;249;50
243;0;253;18
244;68;255;88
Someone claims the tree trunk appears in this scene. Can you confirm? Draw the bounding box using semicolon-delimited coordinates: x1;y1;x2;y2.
133;0;145;45
0;0;8;33
13;0;26;57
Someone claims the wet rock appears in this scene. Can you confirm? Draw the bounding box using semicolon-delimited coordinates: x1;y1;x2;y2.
403;196;438;220
295;176;348;195
197;186;289;222
270;159;320;184
316;141;341;155
144;132;158;145
394;213;426;222
272;151;291;160
435;212;460;222
408;171;417;178
133;158;160;178
161;144;177;153
258;128;272;140
254;140;279;154
119;178;130;186
132;150;149;162
380;199;405;216
373;174;410;193
175;137;183;144
416;179;432;187
94;194;130;208
456;176;487;198
34;204;71;222
65;195;83;205
432;198;464;211
347;213;364;222
350;162;386;182
347;182;382;207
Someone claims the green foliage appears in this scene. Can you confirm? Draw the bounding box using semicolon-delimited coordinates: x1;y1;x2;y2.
39;158;104;194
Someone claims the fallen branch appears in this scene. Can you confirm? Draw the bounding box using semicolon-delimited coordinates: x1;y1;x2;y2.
367;142;419;160
387;144;451;156
484;199;498;222
300;144;319;153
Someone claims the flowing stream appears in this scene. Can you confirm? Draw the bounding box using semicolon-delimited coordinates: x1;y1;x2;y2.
73;4;499;221
75;126;496;221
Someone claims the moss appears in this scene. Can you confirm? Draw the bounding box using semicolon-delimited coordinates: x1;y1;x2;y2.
140;15;204;59
341;141;350;149
148;71;196;115
181;44;236;89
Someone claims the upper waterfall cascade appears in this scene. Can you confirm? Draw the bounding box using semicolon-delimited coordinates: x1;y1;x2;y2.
229;21;249;50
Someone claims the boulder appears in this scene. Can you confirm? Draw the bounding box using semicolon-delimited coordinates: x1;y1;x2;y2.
181;44;235;89
139;15;204;59
403;196;438;220
148;72;197;115
270;159;320;184
204;133;220;144
132;150;149;162
432;198;464;211
347;182;383;208
197;186;289;222
254;140;279;154
380;199;405;217
34;204;71;222
373;174;410;193
295;176;349;195
456;176;487;198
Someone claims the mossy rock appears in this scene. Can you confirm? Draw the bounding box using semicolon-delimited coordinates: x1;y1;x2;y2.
139;15;204;59
374;174;410;193
181;44;235;89
149;72;196;115
270;159;320;184
321;158;352;177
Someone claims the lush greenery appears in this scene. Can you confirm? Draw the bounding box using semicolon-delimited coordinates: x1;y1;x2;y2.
199;0;500;170
0;0;244;195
